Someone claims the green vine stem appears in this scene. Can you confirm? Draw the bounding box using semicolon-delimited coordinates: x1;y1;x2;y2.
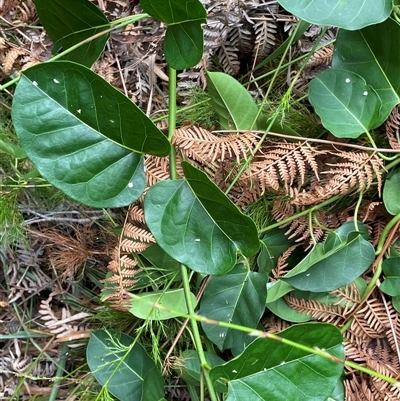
180;266;219;401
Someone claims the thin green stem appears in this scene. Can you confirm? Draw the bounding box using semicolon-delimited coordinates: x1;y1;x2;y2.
259;194;342;235
308;210;316;245
49;344;69;401
180;265;218;401
376;213;400;255
353;191;364;232
168;67;178;180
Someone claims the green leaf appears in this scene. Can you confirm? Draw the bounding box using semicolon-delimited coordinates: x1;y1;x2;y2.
141;243;181;272
284;233;375;292
174;350;226;392
277;0;392;30
199;264;268;352
258;228;295;274
383;168;400;215
140;0;206;69
144;162;259;275
12;61;170;208
211;323;344;401
332;18;400;124
266;280;295;303
266;297;312;323
34;0;110;67
206;71;260;130
324;221;370;251
0;140;26;159
129;288;196;320
380;257;400;296
87;330;164;401
309;69;382;138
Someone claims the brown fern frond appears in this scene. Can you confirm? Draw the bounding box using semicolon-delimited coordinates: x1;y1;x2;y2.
251;140;321;196
271;244;301;278
174;126;259;164
285;295;345;324
385;105;400;150
123;224;155;243
145;155;171;187
128;205;146;224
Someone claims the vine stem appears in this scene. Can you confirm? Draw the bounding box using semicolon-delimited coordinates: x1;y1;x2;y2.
168;67;217;400
180;266;219;401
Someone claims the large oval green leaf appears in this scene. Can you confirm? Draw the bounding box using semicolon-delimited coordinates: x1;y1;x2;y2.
383;168;400;215
309;69;382;138
12;61;170;207
211;323;344;401
332;18;400;124
206;71;259;130
198;264;268;353
35;0;110;67
277;0;392;30
144;162;260;275
140;0;206;70
87;330;165;401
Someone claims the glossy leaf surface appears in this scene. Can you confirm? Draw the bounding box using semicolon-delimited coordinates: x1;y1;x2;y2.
309;69;381;138
12;62;170;207
383;168;400;215
87;330;164;401
211;323;344;401
283;225;375;292
207;71;259;130
129;288;196;320
199;264;267;353
277;0;392;30
332;18;400;124
144;163;259;275
140;0;206;69
35;0;110;67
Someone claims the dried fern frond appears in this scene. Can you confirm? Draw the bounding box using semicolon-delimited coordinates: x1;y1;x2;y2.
174;126;260;164
385;105;400;150
285;282;361;325
250;140;321;195
38;297;91;340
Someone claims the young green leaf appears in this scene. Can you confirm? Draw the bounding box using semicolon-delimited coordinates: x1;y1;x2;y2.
206;71;260;130
35;0;110;67
140;0;206;69
277;0;392;30
383;168;400;215
309;69;382;138
129;288;196;320
211;323;344;401
284;233;375;292
380;257;400;297
144;162;260;275
332;18;400;124
198;264;268;353
87;330;165;401
12;61;170;208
